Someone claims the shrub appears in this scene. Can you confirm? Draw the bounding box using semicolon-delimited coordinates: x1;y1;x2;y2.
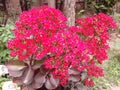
6;6;117;90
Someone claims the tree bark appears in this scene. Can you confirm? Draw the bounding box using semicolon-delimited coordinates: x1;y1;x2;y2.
63;0;76;26
48;0;56;8
6;0;22;15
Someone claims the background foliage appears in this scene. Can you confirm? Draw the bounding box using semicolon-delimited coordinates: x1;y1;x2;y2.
87;0;119;14
0;23;14;64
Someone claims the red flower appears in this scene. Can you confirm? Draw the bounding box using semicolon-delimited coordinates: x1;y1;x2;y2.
7;6;117;87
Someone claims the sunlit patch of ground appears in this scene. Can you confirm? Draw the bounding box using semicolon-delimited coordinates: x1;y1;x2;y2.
90;33;120;90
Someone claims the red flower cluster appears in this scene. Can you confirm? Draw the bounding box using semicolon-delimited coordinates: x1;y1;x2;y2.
85;78;94;87
7;6;117;86
44;30;89;85
8;6;67;60
76;13;117;64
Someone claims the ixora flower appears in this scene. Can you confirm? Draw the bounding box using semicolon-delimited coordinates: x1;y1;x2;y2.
6;6;117;90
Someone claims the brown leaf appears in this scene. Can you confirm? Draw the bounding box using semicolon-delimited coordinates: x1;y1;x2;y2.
6;60;27;71
23;68;34;85
45;74;59;89
32;60;44;70
75;82;88;90
9;70;25;77
68;68;80;75
22;85;35;90
32;80;44;89
34;72;46;83
13;77;23;85
6;60;26;77
81;71;87;81
27;85;36;90
69;74;81;82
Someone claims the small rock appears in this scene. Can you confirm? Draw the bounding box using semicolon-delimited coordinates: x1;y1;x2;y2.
2;81;19;90
117;34;120;38
0;65;8;77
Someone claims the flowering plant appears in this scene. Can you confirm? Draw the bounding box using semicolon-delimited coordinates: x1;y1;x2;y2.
6;6;117;90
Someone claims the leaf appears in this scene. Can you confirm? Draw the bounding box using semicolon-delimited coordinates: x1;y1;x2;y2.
32;81;44;89
32;60;44;70
13;77;23;85
12;67;34;85
70;87;78;90
27;85;36;90
3;37;8;42
23;68;34;85
81;71;87;81
69;74;81;82
78;10;85;15
75;82;88;90
45;74;59;89
34;72;46;83
49;74;59;87
9;70;25;77
94;5;99;9
22;85;35;90
68;68;80;75
32;72;46;89
6;60;26;71
6;60;27;77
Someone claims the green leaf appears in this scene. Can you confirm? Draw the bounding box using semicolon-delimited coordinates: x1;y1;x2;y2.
77;10;85;15
95;5;99;9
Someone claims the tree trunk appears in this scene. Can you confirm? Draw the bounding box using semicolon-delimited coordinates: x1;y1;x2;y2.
63;0;76;26
48;0;56;8
6;0;22;15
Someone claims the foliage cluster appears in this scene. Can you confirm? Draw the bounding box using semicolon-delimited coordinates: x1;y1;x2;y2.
0;18;14;89
87;0;119;14
0;24;14;64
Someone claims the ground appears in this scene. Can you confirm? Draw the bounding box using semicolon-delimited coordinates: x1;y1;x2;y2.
106;33;120;90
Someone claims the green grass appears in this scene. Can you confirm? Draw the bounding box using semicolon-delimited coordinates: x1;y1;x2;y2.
106;50;120;85
90;49;120;90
